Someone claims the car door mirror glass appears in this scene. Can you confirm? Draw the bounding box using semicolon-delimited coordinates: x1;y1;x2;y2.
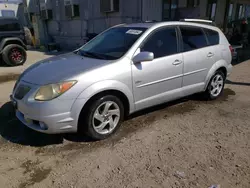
133;52;154;63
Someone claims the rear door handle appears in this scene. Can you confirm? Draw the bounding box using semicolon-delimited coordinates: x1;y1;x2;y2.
207;52;214;57
172;60;182;65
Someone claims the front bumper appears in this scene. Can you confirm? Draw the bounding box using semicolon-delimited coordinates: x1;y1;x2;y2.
11;81;86;134
16;110;75;134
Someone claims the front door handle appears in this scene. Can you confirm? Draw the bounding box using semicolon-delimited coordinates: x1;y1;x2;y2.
207;52;214;57
172;60;182;65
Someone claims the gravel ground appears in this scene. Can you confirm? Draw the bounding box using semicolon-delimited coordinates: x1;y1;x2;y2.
0;58;249;188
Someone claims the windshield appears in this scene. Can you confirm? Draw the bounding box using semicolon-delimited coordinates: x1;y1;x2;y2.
78;27;147;60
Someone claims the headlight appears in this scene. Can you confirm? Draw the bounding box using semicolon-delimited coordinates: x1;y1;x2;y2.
35;81;77;101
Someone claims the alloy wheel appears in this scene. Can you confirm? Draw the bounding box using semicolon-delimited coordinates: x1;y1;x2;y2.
10;48;24;64
210;74;224;97
92;101;121;135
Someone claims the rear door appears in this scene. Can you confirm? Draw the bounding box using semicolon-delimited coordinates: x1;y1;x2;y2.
204;28;221;63
179;26;215;95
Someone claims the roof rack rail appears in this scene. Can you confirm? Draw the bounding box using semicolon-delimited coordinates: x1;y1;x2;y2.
180;19;216;26
143;20;158;23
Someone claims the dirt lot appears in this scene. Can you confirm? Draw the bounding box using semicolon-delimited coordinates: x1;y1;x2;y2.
0;55;249;188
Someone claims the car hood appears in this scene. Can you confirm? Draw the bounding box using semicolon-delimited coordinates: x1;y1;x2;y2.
21;52;109;85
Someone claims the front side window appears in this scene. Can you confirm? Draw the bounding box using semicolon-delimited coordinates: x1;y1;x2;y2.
204;29;219;46
141;27;178;58
180;26;208;52
79;27;147;60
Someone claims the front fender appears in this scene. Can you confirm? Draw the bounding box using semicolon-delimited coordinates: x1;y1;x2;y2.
0;37;27;52
77;80;135;113
204;60;229;90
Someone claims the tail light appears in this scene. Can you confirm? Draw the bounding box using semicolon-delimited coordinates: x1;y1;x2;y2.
229;45;234;56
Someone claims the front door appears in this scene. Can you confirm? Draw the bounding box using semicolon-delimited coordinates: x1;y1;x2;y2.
132;26;184;111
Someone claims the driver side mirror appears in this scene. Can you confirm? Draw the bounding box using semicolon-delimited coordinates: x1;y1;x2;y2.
133;52;154;64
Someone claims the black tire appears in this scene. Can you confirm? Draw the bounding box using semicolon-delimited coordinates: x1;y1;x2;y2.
79;95;124;140
2;44;27;66
203;70;226;100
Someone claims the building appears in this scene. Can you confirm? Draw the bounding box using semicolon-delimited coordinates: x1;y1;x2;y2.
26;0;250;50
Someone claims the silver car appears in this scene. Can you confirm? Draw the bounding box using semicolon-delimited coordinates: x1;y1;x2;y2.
11;20;233;140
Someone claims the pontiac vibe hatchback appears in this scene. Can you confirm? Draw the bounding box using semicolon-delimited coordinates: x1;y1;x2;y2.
11;21;232;140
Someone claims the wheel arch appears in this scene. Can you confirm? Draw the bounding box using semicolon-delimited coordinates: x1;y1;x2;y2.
81;89;130;115
74;80;135;130
77;89;132;132
0;38;27;52
204;60;228;90
217;67;227;78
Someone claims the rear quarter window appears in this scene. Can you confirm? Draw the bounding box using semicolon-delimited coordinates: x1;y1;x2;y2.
204;29;219;46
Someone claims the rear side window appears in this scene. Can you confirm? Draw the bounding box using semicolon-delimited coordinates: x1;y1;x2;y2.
0;20;21;32
141;27;178;58
180;26;208;52
204;29;219;46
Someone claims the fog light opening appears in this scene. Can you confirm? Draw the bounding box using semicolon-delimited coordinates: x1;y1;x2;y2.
39;122;48;130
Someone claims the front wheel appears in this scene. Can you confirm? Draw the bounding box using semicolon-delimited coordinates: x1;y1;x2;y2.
80;95;124;140
204;71;225;100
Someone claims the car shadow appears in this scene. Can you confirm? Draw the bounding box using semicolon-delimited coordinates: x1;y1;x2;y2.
226;79;250;86
0;102;64;147
127;97;190;120
0;102;94;147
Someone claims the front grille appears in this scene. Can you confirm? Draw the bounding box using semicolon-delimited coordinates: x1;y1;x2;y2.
14;85;31;100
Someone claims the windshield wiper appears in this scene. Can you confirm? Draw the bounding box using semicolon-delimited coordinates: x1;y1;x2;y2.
78;50;107;60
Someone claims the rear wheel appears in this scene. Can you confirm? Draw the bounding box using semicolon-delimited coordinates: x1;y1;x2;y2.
2;44;27;66
79;95;124;140
203;71;225;100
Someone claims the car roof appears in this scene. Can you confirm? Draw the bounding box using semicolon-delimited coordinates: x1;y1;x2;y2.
123;21;220;32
